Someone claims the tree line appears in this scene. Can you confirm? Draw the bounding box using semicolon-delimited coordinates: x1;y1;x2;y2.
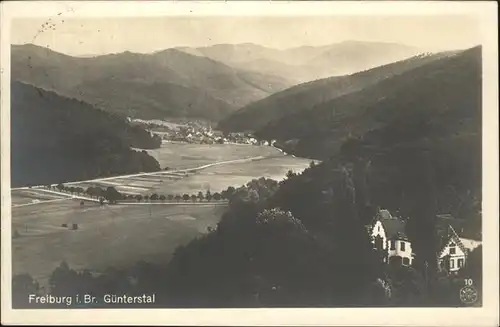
47;183;235;204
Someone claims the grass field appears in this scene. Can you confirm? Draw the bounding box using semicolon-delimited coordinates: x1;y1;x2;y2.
60;143;312;196
148;156;312;195
12;198;225;286
146;143;282;169
11;189;69;206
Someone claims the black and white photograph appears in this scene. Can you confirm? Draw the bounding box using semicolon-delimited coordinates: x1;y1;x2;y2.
1;1;498;326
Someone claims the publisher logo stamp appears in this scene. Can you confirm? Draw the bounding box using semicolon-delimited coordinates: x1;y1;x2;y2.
459;285;478;305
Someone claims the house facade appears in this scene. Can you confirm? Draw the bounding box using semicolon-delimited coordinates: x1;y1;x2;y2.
368;209;415;266
437;223;482;273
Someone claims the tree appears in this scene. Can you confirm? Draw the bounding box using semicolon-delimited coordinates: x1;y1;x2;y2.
86;187;96;198
94;187;104;199
167;194;174;201
159;195;166;201
175;195;182;202
286;170;297;180
49;261;78;296
144;195;150;201
12;273;41;308
183;194;190;202
197;191;204;201
213;192;222;201
191;194;197;202
150;193;159;201
405;151;438;273
56;183;65;191
223;186;236;200
68;186;76;195
205;190;212;202
105;186;122;204
136;194;143;202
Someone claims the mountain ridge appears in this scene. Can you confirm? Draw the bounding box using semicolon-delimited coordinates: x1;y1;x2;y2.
217;51;456;133
11;44;294;121
254;46;481;159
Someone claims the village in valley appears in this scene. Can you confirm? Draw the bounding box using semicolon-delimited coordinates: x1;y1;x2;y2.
130;118;271;146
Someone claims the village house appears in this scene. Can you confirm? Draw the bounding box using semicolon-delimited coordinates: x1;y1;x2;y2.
436;214;482;273
367;209;415;266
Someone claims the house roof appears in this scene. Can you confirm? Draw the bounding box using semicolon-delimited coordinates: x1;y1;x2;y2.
376;209;393;220
438;225;469;258
381;218;407;239
435;214;481;241
374;209;407;239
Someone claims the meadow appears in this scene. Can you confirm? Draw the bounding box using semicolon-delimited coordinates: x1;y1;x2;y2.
12;196;225;286
145;143;282;169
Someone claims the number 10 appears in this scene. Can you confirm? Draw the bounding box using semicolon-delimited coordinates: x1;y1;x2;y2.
464;279;473;286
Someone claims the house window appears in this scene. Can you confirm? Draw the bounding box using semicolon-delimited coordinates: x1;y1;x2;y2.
375;236;384;250
402;257;410;266
400;241;406;252
450;247;456;255
449;259;455;269
390;240;396;250
458;258;464;268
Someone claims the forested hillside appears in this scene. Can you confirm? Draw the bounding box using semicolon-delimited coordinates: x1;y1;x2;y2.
218;52;452;133
11;81;161;187
255;46;481;160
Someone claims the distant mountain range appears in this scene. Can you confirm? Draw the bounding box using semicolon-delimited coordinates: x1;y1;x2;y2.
176;41;423;83
12;41;422;122
11;81;161;187
11;44;294;121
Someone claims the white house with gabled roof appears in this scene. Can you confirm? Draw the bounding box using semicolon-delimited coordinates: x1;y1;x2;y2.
437;223;482;273
367;209;415;266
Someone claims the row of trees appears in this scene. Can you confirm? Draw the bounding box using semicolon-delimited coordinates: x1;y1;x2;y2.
49;183;234;204
129;189;229;203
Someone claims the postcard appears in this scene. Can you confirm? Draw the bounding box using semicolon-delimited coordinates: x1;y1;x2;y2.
1;1;498;325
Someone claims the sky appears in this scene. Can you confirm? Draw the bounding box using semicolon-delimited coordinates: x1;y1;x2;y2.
11;15;480;56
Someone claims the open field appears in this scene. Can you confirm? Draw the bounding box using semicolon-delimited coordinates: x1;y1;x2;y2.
11;188;70;207
44;143;313;196
64;155;311;196
12;199;226;286
146;143;282;169
148;156;312;195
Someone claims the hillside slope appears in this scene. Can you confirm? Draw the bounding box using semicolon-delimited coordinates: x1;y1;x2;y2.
11;81;161;187
11;44;293;121
255;46;481;159
217;52;452;133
